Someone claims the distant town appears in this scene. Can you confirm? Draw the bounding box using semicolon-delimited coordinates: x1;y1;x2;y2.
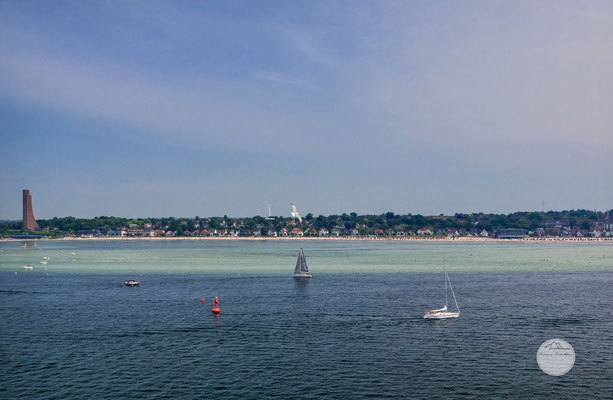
2;209;612;240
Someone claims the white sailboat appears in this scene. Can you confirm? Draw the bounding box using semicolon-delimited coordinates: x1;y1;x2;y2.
424;263;460;319
293;248;312;278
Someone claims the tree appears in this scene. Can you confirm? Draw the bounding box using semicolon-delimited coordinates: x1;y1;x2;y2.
209;218;222;229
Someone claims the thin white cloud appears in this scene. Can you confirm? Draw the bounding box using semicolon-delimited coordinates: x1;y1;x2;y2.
253;71;320;91
340;1;613;152
277;25;340;70
0;51;316;154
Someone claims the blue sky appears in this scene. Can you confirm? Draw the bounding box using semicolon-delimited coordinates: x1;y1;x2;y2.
1;1;611;219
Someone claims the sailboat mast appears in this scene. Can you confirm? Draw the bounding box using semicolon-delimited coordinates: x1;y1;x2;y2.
444;260;448;308
448;277;460;313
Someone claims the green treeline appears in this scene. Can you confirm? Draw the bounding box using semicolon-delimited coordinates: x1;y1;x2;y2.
0;209;610;238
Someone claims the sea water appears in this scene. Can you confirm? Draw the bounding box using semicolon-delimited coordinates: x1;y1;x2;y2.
1;240;612;399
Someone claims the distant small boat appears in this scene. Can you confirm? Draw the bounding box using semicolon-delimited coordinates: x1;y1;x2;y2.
424;262;460;319
293;248;312;278
124;280;140;286
22;265;33;270
40;261;47;265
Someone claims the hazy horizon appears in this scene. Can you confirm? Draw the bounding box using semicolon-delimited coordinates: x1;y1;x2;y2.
2;1;612;219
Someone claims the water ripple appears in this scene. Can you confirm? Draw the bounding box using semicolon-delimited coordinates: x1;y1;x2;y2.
1;272;612;399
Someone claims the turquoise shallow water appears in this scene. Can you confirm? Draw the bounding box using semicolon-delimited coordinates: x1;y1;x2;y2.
1;239;612;274
1;240;612;399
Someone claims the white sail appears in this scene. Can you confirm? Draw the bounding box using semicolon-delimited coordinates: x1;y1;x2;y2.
294;248;309;274
293;249;303;274
293;248;312;278
300;249;309;273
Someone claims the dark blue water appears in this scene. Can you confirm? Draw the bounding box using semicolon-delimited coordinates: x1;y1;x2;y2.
1;271;612;399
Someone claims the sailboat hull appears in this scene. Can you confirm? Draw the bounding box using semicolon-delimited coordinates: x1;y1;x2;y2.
423;264;460;319
293;273;312;278
423;312;459;319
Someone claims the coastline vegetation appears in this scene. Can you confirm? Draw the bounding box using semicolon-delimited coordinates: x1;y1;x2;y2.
1;209;611;239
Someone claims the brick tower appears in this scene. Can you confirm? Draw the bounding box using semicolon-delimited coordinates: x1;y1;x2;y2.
22;189;39;231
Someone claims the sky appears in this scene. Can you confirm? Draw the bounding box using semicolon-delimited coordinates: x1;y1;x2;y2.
1;0;611;219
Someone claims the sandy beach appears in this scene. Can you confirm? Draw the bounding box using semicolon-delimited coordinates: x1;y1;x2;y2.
2;236;611;243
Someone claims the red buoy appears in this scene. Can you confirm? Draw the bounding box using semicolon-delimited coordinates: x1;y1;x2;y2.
212;297;220;313
200;298;205;303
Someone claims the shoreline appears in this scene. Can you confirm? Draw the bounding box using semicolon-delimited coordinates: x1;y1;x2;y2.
1;236;611;243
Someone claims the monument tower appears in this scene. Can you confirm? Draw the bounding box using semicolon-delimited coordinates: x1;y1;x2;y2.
22;189;39;231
